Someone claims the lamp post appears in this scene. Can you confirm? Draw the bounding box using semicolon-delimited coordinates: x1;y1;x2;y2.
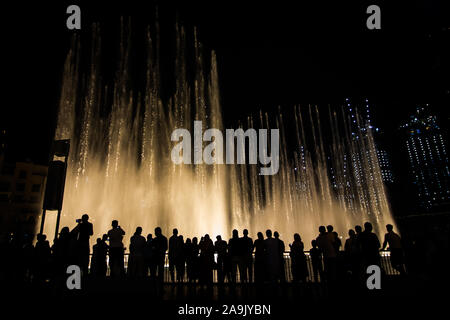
39;139;70;240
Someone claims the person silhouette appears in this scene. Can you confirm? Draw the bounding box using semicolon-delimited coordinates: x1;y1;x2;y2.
199;234;214;285
68;226;80;267
144;234;155;279
381;224;405;275
184;238;194;282
355;225;362;236
290;233;307;283
34;233;51;285
332;231;342;254
228;229;242;283
128;227;146;278
253;232;265;283
310;239;323;283
20;233;35;283
344;229;357;254
153;227;168;282
353;225;363;282
331;230;344;282
316;225;337;284
175;235;186;282
274;231;286;282
223;243;233;283
191;237;200;282
91;236;108;278
52;226;71;277
344;229;360;283
360;222;381;269
264;229;280;283
71;214;93;276
326;225;338;252
214;235;227;284
241;229;254;283
169;228;179;282
107;220;125;278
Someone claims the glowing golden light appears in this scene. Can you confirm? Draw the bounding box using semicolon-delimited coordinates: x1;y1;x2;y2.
42;24;396;246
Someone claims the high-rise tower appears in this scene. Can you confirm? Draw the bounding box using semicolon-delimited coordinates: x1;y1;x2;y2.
400;106;450;209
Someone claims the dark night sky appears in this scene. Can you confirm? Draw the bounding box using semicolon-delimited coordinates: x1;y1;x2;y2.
1;0;449;173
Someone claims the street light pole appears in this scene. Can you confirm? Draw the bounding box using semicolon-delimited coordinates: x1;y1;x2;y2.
39;139;70;241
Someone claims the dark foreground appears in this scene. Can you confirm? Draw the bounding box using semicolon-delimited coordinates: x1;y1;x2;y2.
3;274;448;319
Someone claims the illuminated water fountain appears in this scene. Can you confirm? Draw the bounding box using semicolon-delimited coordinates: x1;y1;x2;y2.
44;22;396;246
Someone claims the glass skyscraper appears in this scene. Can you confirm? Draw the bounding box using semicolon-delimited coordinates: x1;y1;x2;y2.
400;106;450;210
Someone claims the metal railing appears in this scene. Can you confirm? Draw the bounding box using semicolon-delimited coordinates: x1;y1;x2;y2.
94;250;399;283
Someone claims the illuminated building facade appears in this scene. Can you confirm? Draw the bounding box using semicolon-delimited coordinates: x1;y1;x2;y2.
344;97;395;184
377;149;394;183
400;106;450;210
0;160;48;234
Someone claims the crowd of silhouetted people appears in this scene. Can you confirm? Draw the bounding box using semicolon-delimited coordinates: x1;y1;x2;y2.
0;213;418;289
